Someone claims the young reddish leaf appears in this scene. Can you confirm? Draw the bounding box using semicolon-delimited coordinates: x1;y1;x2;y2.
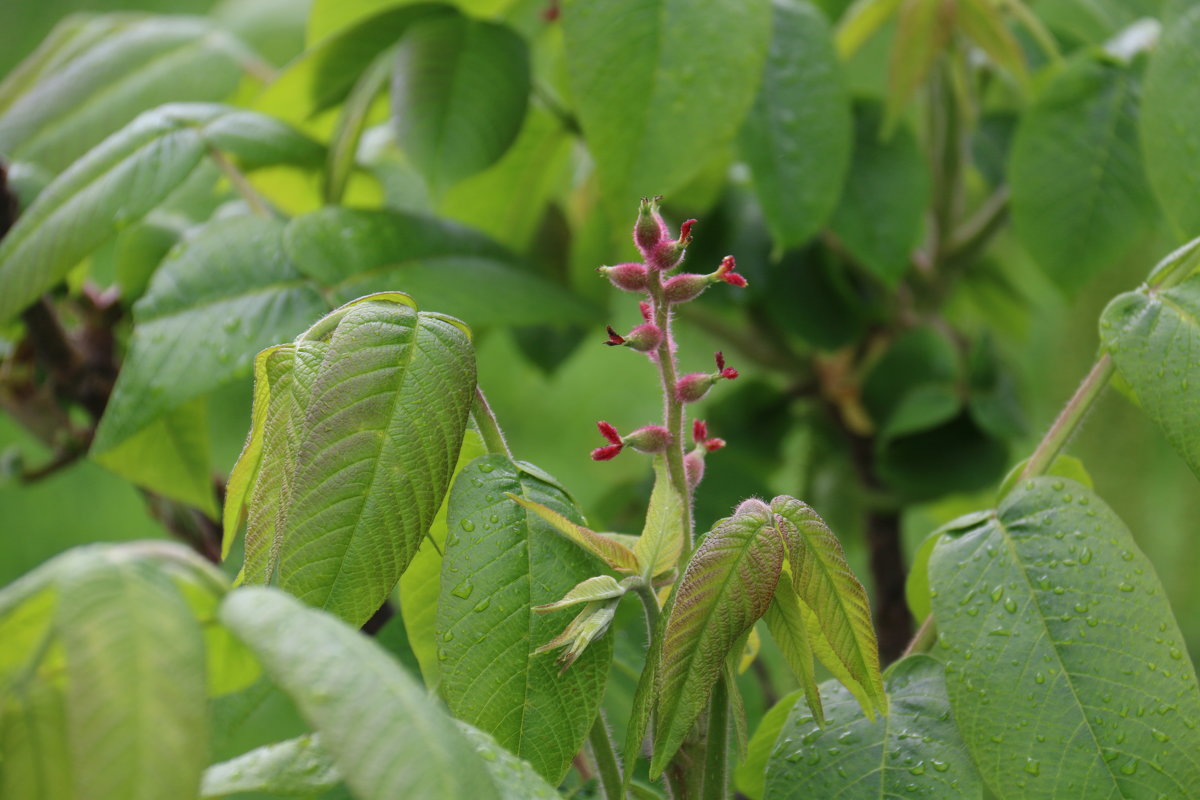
506;493;641;574
650;500;785;777
770;496;886;718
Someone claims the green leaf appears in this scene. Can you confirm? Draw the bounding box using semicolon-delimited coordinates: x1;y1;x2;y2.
306;0;517;45
1141;4;1200;239
651;499;785;777
562;0;772;219
92;396;216;516
764;656;983;798
536;575;628;611
739;0;851;251
764;589;824;725
324;43;393;205
505;492;641;574
391;12;529;192
829;101;930;286
956;0;1029;86
862;324;960;428
56;552;210;800
437;455;612;781
0;17;254;172
904;511;994;621
929;478;1200;798
1;682;72;800
94;215;326;461
219;586;500;800
0;103;321;324
1009;54;1156;294
234;294;476;627
201;734;340;798
734;688;803;800
633;455;685;579
398;428;487;688
771;496;886;718
282;206;599;325
455;721;563;800
1101;273;1200;478
885;0;954;133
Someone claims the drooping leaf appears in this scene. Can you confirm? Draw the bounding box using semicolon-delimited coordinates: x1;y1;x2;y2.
1009;54;1156;294
0;103;321;324
55;552;210;800
836;0;904;57
764;656;983;798
219;586;500;800
633;455;685;579
562;0;772;219
764;587;824;726
437;455;612;781
1;682;72;800
739;0;851;251
391;11;529;192
94;215;326;463
651;499;786;776
0;17;256;173
507;492;641;574
1101;272;1200;478
1141;4;1200;240
957;0;1029;85
200;734;340;798
929;478;1200;798
829;101;930;286
282;206;599;325
454;721;562;800
735;689;802;800
234;294;476;627
771;495;886;718
398;428;487;687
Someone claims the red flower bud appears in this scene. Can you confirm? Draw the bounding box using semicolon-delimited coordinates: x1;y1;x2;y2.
598;262;649;293
592;420;624;460
714;255;747;287
639;301;653;322
635;196;669;254
604;323;662;352
675;372;717;403
597;421;622;445
663;273;712;303
646;218;697;272
715;351;739;380
604;326;625;346
591;444;623;461
691;419;726;451
703;437;726;452
693;419;708;444
623;425;671;453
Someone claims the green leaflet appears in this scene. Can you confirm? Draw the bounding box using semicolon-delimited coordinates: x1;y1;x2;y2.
57;552;210;800
764;587;824;726
771;496;886;718
1101;272;1200;478
562;0;771;220
651;499;785;777
200;734;340;798
738;0;851;251
1009;53;1156;294
306;0;517;44
93;216;326;461
735;688;803;800
454;720;563;800
398;427;487;687
0;16;255;173
219;586;500;800
507;493;641;574
1141;5;1200;238
885;0;954;134
437;455;612;782
929;479;1200;798
764;656;983;799
282;206;599;325
633;455;684;579
391;11;529;193
230;294;477;627
0;103;322;324
829;101;931;287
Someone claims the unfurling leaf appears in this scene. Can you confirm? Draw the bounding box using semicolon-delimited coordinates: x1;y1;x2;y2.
651;499;785;777
506;493;641;574
534;575;628;612
770;495;887;719
228;293;476;627
534;598;619;672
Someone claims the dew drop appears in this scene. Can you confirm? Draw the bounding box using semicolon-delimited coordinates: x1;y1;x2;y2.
1004;598;1018;613
932;758;949;772
1025;759;1040;776
451;579;474;599
1035;672;1046;684
460;519;475;532
1080;548;1093;564
1120;759;1138;775
478;463;494;473
473;598;491;612
1119;582;1135;592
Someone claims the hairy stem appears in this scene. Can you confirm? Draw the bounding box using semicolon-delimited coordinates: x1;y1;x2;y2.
471;386;512;457
1019;354;1114;481
588;712;624;800
645;272;694;574
700;677;729;800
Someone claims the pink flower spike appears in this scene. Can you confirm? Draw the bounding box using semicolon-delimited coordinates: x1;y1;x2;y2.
597;420;622;445
604;326;626;347
591;444;623;461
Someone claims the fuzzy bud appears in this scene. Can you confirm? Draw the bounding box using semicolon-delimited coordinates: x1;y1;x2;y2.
623;425;671;453
591;421;624;460
634;196;668;254
692;419;726;452
714;255;747;287
604;323;662;352
663;273;712;303
646;217;696;272
598;262;649;293
676;352;738;403
684;451;705;488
